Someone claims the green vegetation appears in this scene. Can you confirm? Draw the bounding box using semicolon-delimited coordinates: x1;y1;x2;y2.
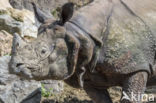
4;53;11;56
51;7;61;19
41;83;54;98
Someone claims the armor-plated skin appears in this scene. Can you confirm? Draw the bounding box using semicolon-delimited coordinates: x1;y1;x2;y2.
9;0;156;103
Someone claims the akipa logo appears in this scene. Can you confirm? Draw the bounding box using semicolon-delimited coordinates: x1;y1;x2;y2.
121;91;155;102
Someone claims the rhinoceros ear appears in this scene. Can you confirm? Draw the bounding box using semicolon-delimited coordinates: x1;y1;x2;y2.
59;2;75;25
32;2;54;23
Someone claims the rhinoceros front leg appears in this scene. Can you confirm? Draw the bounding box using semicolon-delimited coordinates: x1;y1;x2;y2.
75;33;95;88
84;83;113;103
121;72;148;103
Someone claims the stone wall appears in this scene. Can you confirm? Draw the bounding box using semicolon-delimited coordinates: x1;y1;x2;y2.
0;0;65;102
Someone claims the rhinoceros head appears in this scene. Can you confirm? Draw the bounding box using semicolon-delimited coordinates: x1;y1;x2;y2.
9;2;78;80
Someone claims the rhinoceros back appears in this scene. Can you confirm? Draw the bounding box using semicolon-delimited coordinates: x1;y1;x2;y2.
97;0;156;75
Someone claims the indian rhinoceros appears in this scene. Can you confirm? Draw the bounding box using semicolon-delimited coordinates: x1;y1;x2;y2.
9;0;156;103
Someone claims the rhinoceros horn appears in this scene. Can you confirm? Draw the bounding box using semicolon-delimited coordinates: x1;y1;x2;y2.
12;33;26;53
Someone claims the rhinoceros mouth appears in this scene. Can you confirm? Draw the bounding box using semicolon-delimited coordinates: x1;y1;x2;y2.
14;66;33;79
13;63;41;79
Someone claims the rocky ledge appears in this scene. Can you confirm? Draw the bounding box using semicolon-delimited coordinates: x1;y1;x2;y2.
0;56;64;103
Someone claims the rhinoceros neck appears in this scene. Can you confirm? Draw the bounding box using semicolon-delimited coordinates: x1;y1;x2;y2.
69;0;113;40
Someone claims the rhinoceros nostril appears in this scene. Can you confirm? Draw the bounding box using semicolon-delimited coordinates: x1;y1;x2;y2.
16;63;24;67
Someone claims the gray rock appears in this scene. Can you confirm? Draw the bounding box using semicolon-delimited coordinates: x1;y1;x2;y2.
41;80;64;94
0;0;38;38
0;30;13;56
9;0;68;17
0;56;41;103
0;14;21;35
0;0;12;10
0;12;37;38
0;56;64;103
9;0;68;27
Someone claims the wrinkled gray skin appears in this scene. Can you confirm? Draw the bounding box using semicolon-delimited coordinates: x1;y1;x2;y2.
10;0;156;103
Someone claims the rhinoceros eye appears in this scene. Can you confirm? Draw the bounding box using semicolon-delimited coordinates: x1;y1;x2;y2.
39;46;48;55
41;49;46;54
39;47;49;59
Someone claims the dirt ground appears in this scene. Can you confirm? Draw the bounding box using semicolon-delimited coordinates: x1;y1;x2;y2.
42;83;156;103
42;83;122;103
